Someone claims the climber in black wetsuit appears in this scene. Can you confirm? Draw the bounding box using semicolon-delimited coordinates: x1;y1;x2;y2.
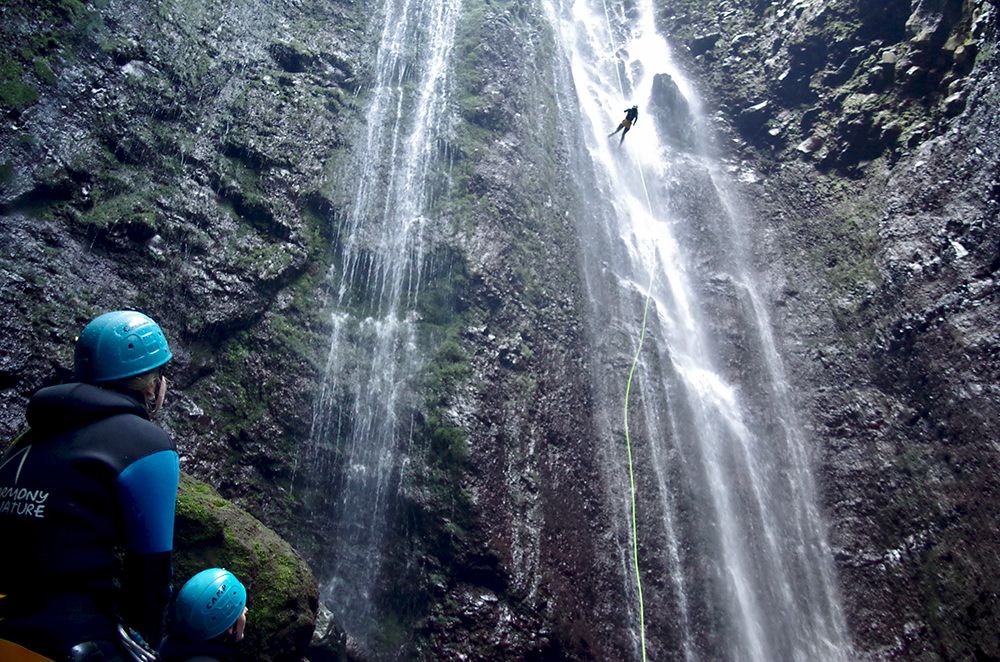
0;310;178;662
609;104;639;145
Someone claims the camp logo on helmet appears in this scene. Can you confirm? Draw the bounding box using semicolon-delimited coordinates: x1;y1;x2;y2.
206;583;228;610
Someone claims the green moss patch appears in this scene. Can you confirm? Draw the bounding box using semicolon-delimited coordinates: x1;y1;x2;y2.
0;56;38;111
81;191;161;234
32;57;57;85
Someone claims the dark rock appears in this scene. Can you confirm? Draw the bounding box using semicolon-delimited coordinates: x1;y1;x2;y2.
864;50;899;90
857;0;912;41
901;64;930;92
648;73;695;148
800;106;824;132
943;90;967;116
735;99;772;138
777;36;829;103
689;32;721;57
268;41;318;74
953;42;977;71
308;603;359;662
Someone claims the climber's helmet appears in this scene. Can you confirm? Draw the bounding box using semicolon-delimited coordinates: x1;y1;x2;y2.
174;568;248;642
74;310;172;384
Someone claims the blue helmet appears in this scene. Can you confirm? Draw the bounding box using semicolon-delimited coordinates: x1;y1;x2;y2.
175;568;247;641
74;310;172;383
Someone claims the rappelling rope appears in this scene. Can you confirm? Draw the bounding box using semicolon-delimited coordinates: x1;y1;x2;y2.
600;2;655;661
622;277;652;662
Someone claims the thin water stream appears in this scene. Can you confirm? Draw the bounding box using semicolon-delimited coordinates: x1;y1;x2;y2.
303;0;461;646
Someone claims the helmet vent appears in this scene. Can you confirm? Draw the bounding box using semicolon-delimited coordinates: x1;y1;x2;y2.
74;311;172;383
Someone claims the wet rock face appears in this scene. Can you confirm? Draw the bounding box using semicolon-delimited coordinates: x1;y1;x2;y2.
364;0;634;656
0;0;360;614
658;0;1000;658
649;73;695;148
0;0;622;658
3;0;999;660
661;0;988;171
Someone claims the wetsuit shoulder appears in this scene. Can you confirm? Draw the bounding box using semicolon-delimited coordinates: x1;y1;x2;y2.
116;446;178;554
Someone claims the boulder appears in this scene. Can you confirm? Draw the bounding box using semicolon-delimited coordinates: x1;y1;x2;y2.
648;73;695;149
174;474;321;661
689;32;721;57
735;99;772;138
943;90;966;116
268;41;320;74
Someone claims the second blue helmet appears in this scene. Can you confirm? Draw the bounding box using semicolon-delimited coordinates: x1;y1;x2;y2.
174;568;247;642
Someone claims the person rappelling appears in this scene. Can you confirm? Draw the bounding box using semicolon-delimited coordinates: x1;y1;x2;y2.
609;104;639;145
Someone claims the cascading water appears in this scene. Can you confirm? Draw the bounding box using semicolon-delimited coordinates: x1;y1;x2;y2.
302;0;460;647
544;0;852;659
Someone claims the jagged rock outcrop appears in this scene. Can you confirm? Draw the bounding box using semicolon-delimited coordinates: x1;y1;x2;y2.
662;0;989;170
649;73;696;148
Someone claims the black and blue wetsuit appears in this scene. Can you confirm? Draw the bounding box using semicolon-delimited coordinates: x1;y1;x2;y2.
0;383;179;659
159;633;237;662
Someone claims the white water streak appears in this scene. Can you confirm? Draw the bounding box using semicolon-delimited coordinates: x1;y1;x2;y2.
305;0;462;647
545;0;851;658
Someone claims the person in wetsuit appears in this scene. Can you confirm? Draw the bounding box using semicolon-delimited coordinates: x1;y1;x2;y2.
0;310;178;661
609;104;639;145
159;568;248;662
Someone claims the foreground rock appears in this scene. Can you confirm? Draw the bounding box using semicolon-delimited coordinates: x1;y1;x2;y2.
175;474;320;661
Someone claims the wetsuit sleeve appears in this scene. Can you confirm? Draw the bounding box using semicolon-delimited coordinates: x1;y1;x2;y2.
117;449;179;554
116;449;179;645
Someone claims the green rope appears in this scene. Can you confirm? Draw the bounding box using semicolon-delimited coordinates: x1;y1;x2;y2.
596;0;656;655
623;284;652;662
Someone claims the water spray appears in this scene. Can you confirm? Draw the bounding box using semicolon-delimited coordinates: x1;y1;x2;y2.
598;2;660;659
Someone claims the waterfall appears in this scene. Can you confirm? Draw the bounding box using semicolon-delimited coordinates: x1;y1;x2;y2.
302;0;461;647
544;0;852;659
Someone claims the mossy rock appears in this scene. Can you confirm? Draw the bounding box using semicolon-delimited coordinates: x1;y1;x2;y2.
0;56;38;111
174;473;319;661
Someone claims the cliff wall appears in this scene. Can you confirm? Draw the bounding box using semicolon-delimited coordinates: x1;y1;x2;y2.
2;0;998;659
657;0;1000;657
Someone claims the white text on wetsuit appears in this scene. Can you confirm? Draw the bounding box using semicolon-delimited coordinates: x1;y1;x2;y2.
0;486;49;518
